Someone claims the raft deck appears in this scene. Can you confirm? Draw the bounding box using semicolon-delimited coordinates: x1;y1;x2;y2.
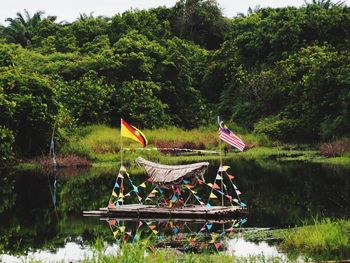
83;204;247;220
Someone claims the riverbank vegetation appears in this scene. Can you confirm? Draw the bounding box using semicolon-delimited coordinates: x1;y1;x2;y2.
1;0;350;167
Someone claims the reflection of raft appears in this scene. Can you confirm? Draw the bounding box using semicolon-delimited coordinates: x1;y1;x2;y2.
83;204;247;219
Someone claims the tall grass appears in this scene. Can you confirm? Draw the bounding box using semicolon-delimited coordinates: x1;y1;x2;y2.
85;239;285;263
280;218;350;257
61;125;272;161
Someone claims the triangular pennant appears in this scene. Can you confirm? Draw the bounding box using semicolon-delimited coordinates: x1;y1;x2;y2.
215;242;222;249
233;199;240;205
113;230;119;238
209;193;217;199
114;182;120;188
171;195;178;202
228;175;235;180
148;193;156;198
159;188;164;194
140;182;146;188
149;225;157;230
236;190;242;195
226;195;233;200
223;165;230;171
108;203;116;208
183;179;190;184
125;193;131;197
126;231;132;237
185;184;195;189
119;226;126;233
152;230;158;235
206;203;212;208
206;223;213;230
119;192;124;198
151;189;158;194
213;183;220;189
138;196;142;202
191;190;197;194
108;219;116;226
112;191;118;197
145;197;152;201
133;185;139;193
197;179;203;185
138;221;143;228
120;166;127;172
207;183;213;187
240;202;247;207
218;166;225;172
117;173;124;179
241;218;247;225
232;183;238;190
199;201;205;205
216;174;223;180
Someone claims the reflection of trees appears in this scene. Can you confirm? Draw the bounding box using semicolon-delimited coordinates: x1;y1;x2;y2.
0;170;16;213
219;160;350;227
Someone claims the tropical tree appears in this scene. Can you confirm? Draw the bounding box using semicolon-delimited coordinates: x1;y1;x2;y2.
2;10;45;47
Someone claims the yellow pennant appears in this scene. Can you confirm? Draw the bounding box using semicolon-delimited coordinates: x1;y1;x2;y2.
207;183;213;187
113;230;119;238
223;166;230;171
209;193;217;199
119;192;124;198
140;183;146;188
151;189;158;194
152;230;158;235
191;190;197;194
112;191;118;197
119;226;126;233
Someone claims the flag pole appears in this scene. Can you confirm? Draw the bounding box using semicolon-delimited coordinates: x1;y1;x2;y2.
120;118;123;166
218;116;224;207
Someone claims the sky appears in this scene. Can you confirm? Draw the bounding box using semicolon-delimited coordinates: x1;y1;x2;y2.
1;0;350;24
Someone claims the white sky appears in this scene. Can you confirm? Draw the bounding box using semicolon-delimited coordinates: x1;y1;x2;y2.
1;0;350;24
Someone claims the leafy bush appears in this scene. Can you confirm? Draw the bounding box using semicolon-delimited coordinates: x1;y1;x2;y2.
254;116;303;142
0;126;14;166
319;138;350;157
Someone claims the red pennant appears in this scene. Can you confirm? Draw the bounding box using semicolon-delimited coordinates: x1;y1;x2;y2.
197;179;203;185
185;184;195;189
213;183;220;189
215;242;222;249
108;203;116;208
108;219;116;226
228;175;235;180
226;195;233;200
149;225;157;230
147;178;153;182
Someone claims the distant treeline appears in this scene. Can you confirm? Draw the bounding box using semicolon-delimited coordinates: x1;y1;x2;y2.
1;0;350;162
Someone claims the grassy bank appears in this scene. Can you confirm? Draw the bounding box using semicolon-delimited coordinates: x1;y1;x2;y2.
60;125;350;166
83;240;284;263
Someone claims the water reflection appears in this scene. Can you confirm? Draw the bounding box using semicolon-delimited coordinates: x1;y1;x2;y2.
105;218;247;253
0;159;350;261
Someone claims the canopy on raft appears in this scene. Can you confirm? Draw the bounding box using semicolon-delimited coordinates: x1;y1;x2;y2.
136;157;209;185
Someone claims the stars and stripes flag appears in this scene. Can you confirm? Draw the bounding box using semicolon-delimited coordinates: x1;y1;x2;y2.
218;117;245;151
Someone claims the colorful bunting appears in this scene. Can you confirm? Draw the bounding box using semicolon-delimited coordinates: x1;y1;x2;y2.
213;183;220;189
236;190;242;195
197;179;203;185
112;191;118;197
139;182;146;188
113;230;119;238
117;173;124;179
108;219;116;226
171;195;178;202
133;186;139;193
151;189;158;194
223;165;230;171
215;242;222;249
216;174;223;180
228;174;235;180
209;193;218;199
183;179;190;184
114;182;120;188
119;192;124;198
206;223;213;230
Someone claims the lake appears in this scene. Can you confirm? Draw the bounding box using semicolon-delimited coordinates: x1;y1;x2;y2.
0;158;349;261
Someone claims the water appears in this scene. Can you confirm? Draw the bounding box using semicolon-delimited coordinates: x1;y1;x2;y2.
0;159;349;261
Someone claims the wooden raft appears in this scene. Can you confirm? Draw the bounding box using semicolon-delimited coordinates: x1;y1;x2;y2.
83;204;248;220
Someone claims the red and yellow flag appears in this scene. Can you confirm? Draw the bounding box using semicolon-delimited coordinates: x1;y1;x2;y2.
121;119;148;147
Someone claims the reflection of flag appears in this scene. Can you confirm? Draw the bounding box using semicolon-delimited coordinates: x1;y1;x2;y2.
121;119;148;147
218;117;245;151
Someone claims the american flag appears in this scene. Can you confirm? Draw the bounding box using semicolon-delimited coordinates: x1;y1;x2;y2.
218;117;245;151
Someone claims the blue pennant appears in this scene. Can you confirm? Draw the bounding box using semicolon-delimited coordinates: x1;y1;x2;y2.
206;203;212;208
183;179;190;184
206;223;213;230
241;218;248;225
159;188;164;194
171;195;178;202
240;202;247;207
114;182;120;188
173;227;179;234
133;185;139;193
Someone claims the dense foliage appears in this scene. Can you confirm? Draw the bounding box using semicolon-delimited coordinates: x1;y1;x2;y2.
1;0;350;162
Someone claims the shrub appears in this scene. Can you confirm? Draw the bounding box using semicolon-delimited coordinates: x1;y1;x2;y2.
0;126;14;166
319;138;350;157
